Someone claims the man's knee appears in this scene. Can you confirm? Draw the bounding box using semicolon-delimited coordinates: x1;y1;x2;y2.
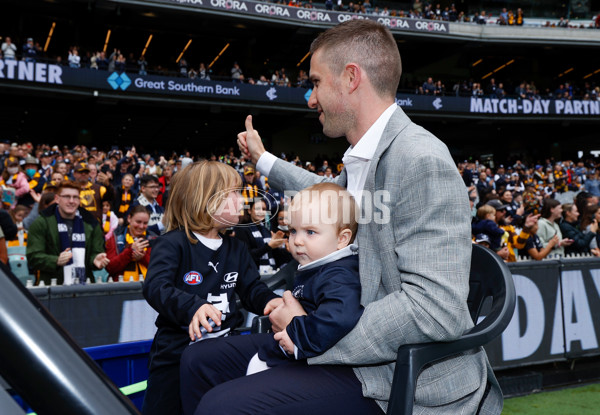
195;384;249;415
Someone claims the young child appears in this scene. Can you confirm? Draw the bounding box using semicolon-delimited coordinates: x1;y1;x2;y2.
141;161;282;415
472;203;506;251
7;205;28;248
179;182;363;415
246;181;362;374
101;200;119;241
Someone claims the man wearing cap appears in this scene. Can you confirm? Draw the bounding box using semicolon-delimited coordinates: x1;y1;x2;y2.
474;233;491;249
18;156;46;208
240;164;263;206
73;162;110;222
39;152;53;178
486;199;538;262
23;37;40;62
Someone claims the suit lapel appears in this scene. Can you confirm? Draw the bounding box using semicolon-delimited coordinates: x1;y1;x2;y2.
358;106;411;303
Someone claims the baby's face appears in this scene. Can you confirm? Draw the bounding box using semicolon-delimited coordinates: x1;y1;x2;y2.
288;198;343;266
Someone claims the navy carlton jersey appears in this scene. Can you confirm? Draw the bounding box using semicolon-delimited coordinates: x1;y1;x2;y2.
143;230;277;368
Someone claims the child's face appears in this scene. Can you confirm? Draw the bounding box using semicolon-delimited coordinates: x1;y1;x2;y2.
213;190;244;228
14;210;25;222
288;198;349;266
486;212;495;221
102;201;110;214
250;201;267;223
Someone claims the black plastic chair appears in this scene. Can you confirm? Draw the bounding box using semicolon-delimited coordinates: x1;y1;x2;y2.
386;244;516;415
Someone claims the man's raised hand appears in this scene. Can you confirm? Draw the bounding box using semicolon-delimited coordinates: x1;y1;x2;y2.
237;115;266;164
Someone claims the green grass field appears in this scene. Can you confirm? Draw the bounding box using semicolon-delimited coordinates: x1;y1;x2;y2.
502;384;600;414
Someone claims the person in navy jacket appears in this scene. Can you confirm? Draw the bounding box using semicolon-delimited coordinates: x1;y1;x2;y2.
142;161;282;415
180;182;364;414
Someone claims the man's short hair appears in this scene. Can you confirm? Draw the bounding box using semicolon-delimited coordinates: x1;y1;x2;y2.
309;19;402;99
57;180;81;194
140;175;159;187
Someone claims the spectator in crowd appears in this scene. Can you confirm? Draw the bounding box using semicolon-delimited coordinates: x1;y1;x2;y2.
27;181;109;285
474;233;491;249
1;36;17;59
113;148;139;187
114;173;136;224
145;157;161;176
471;203;505;251
7;205;28;249
421;77;436;94
105;205;151;282
1;157;30;208
198;63;210;80
157;163;173;207
240;164;263;206
178;58;188;77
476;171;494;199
537;199;573;257
141;161;281;415
521;218;559;260
559;203;597;255
138;55;148;75
22;38;40;62
101;199;119;241
68;48;81;68
73;161;109;222
130;174;164;237
20;155;45;208
234;198;287;273
580;204;600;256
585;169;600;197
231;62;243;83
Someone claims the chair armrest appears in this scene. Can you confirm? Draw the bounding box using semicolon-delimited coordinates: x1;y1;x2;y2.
251;315;272;333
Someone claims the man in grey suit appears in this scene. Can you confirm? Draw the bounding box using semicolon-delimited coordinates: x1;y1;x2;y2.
180;20;502;415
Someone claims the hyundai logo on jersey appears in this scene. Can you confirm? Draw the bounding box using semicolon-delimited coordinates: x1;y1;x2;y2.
184;271;203;285
224;272;238;283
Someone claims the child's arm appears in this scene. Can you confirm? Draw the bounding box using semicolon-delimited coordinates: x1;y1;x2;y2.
235;244;281;315
143;236;209;327
284;266;363;360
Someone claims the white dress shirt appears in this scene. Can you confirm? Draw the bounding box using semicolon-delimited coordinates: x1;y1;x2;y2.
256;103;398;206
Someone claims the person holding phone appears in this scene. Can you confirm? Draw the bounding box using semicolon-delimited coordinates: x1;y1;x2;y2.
105;205;152;282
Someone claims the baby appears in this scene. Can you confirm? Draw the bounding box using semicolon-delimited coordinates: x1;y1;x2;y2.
247;181;363;374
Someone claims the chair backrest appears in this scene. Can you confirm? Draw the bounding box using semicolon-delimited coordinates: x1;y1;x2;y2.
464;244;516;344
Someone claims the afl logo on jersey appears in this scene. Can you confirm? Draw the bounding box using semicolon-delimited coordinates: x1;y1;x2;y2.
184;271;203;285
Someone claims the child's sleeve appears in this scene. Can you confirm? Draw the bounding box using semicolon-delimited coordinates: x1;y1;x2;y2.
143;236;207;326
236;246;279;315
287;266;363;360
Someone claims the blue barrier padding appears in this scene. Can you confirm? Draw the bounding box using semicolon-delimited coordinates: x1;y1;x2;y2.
84;340;152;411
84;340;152;361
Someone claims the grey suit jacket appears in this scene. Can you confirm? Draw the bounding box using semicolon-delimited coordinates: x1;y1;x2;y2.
267;106;502;414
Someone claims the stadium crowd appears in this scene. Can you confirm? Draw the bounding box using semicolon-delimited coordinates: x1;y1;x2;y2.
2;2;599;97
0;140;597;286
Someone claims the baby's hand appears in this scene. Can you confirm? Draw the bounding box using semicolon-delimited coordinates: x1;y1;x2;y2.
264;297;283;315
274;330;295;356
189;304;222;341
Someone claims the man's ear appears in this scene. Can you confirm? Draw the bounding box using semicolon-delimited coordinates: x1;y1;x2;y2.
337;228;352;249
344;63;361;93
